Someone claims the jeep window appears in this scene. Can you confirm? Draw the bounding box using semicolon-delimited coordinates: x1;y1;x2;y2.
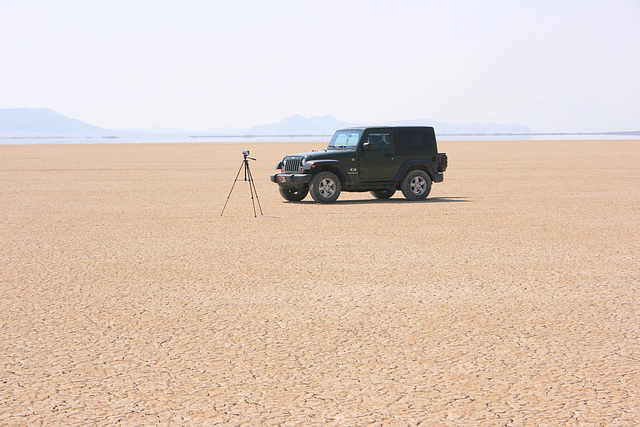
328;130;362;150
365;132;391;150
395;130;436;155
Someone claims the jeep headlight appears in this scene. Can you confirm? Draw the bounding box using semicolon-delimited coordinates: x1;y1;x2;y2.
301;157;307;165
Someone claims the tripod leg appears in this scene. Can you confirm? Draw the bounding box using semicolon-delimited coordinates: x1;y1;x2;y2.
246;163;257;217
220;161;245;216
246;162;258;217
245;163;263;216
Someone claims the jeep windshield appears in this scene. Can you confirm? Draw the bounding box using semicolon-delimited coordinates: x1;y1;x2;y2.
327;130;362;150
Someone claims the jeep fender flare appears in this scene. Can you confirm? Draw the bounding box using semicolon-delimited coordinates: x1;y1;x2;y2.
394;160;436;182
302;160;349;185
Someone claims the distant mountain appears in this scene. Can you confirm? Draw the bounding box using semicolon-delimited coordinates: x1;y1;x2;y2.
247;114;353;136
1;108;540;137
377;118;531;135
493;94;640;133
119;126;192;134
197;114;531;136
0;108;104;133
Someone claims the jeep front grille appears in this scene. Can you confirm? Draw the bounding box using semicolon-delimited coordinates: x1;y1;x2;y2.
283;157;302;172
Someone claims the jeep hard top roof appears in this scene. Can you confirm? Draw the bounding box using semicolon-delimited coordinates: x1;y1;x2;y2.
336;126;435;131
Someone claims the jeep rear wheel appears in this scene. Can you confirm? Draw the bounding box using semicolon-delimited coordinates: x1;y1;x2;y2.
278;187;308;202
370;188;396;199
309;171;341;203
401;170;431;200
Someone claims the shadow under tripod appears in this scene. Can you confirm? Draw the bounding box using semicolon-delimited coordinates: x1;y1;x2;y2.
221;150;263;217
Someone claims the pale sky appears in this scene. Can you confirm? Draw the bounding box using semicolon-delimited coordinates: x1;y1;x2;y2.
1;0;638;132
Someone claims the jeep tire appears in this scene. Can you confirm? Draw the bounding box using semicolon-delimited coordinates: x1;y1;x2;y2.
401;170;431;200
279;187;308;202
370;188;396;199
309;171;341;203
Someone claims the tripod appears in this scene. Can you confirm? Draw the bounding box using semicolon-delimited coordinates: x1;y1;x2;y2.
221;150;263;217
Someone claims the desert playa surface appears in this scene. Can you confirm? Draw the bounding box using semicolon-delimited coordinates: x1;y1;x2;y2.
1;140;639;425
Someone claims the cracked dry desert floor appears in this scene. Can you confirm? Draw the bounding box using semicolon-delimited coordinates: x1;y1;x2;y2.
1;140;639;425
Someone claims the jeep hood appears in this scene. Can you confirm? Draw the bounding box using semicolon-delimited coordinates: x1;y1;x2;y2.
284;149;354;159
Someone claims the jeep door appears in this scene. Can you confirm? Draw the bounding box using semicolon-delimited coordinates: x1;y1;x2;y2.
358;130;395;180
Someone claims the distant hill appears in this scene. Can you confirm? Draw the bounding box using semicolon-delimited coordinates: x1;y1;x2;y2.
247;114;353;136
0;108;536;137
493;94;640;133
197;114;532;136
0;108;103;133
377;119;531;135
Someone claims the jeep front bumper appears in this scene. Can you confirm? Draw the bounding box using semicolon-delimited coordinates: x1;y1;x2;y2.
270;173;312;188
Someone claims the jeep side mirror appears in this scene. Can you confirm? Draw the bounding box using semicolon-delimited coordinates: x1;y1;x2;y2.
363;142;372;151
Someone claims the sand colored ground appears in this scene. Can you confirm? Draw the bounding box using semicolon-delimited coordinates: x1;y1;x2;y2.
1;140;639;425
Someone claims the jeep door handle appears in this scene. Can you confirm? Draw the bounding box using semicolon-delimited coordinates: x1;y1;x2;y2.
385;153;393;158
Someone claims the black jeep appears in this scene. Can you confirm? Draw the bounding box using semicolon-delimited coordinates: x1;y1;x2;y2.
270;126;447;203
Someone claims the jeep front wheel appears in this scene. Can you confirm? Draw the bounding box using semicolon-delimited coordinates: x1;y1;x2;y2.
279;187;308;202
309;171;341;203
401;170;431;200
